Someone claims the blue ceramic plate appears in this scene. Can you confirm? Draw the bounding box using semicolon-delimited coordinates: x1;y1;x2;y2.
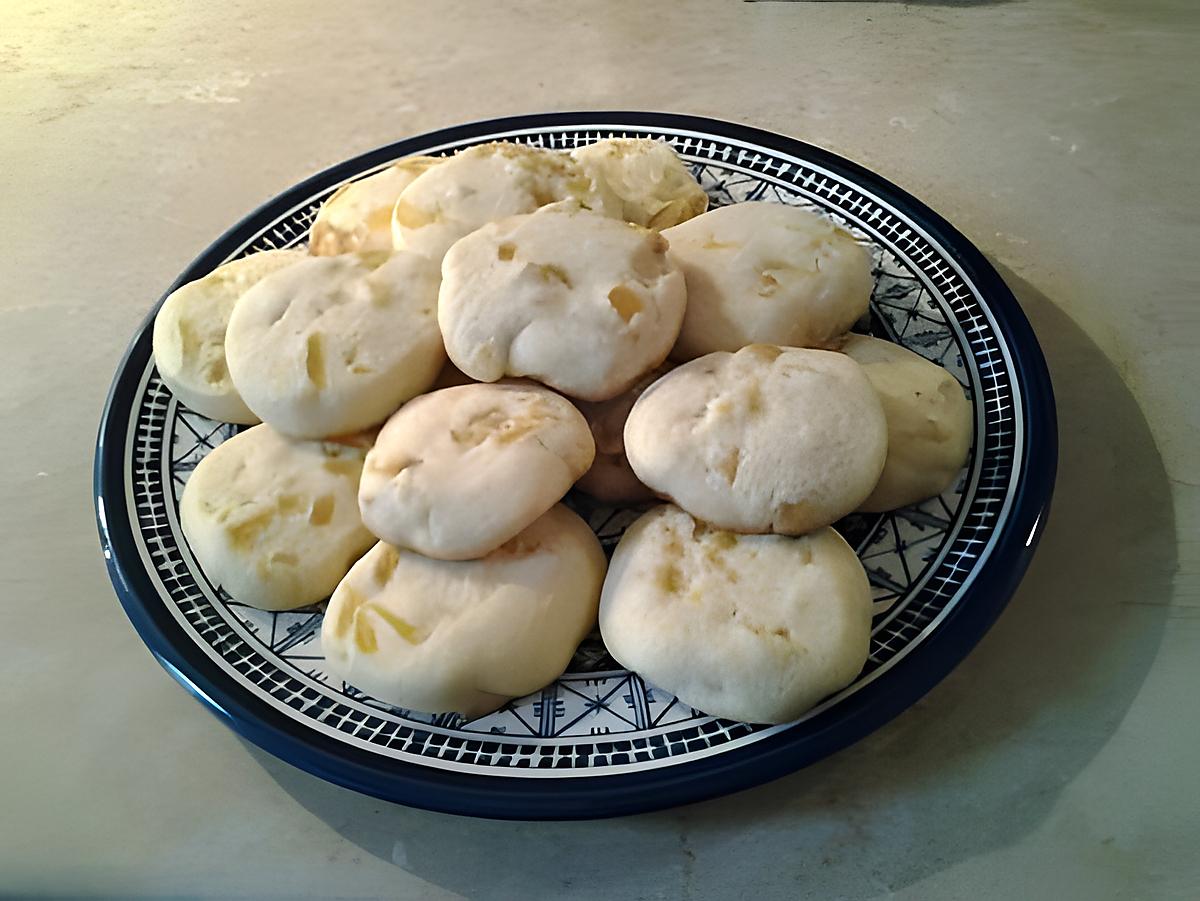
95;112;1056;819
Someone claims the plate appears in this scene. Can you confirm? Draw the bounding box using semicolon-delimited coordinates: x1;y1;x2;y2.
94;112;1056;819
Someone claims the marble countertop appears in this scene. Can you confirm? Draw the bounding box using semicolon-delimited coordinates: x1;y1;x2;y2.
1;1;1196;898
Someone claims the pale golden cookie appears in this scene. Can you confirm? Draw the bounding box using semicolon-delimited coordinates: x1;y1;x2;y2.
180;424;374;611
624;345;887;534
225;252;444;438
438;205;686;401
153;250;306;423
321;505;606;717
358;383;594;560
664;202;873;359
836;334;972;511
309;156;441;255
599;505;871;723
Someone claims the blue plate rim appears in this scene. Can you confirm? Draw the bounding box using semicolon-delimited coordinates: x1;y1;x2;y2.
94;110;1057;820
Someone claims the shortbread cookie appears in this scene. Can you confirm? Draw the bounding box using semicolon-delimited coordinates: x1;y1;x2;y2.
153;249;306;423
438;205;686;401
309;156;441;255
571;138;707;229
180;424;374;611
391;141;621;262
624;344;887;533
836;334;972;511
225;251;444;438
321;504;606;717
359;383;594;559
663;201;873;359
599;504;871;723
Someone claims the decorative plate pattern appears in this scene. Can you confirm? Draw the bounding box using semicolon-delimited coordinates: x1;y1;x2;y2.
97;113;1055;817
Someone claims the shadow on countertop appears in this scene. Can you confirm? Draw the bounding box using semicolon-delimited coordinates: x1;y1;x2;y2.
247;266;1174;900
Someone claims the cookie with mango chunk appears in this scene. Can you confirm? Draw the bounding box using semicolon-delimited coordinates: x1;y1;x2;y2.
321;504;606;717
391;141;621;263
180;424;375;611
309;155;441;255
153;249;306;423
438;204;686;401
599;504;871;724
358;382;594;560
624;345;887;534
663;201;872;360
225;251;445;439
571;137;708;229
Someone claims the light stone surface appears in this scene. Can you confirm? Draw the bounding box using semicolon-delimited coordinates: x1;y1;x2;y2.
0;1;1196;899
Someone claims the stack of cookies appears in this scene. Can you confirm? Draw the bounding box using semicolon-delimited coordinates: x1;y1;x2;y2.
155;137;971;725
